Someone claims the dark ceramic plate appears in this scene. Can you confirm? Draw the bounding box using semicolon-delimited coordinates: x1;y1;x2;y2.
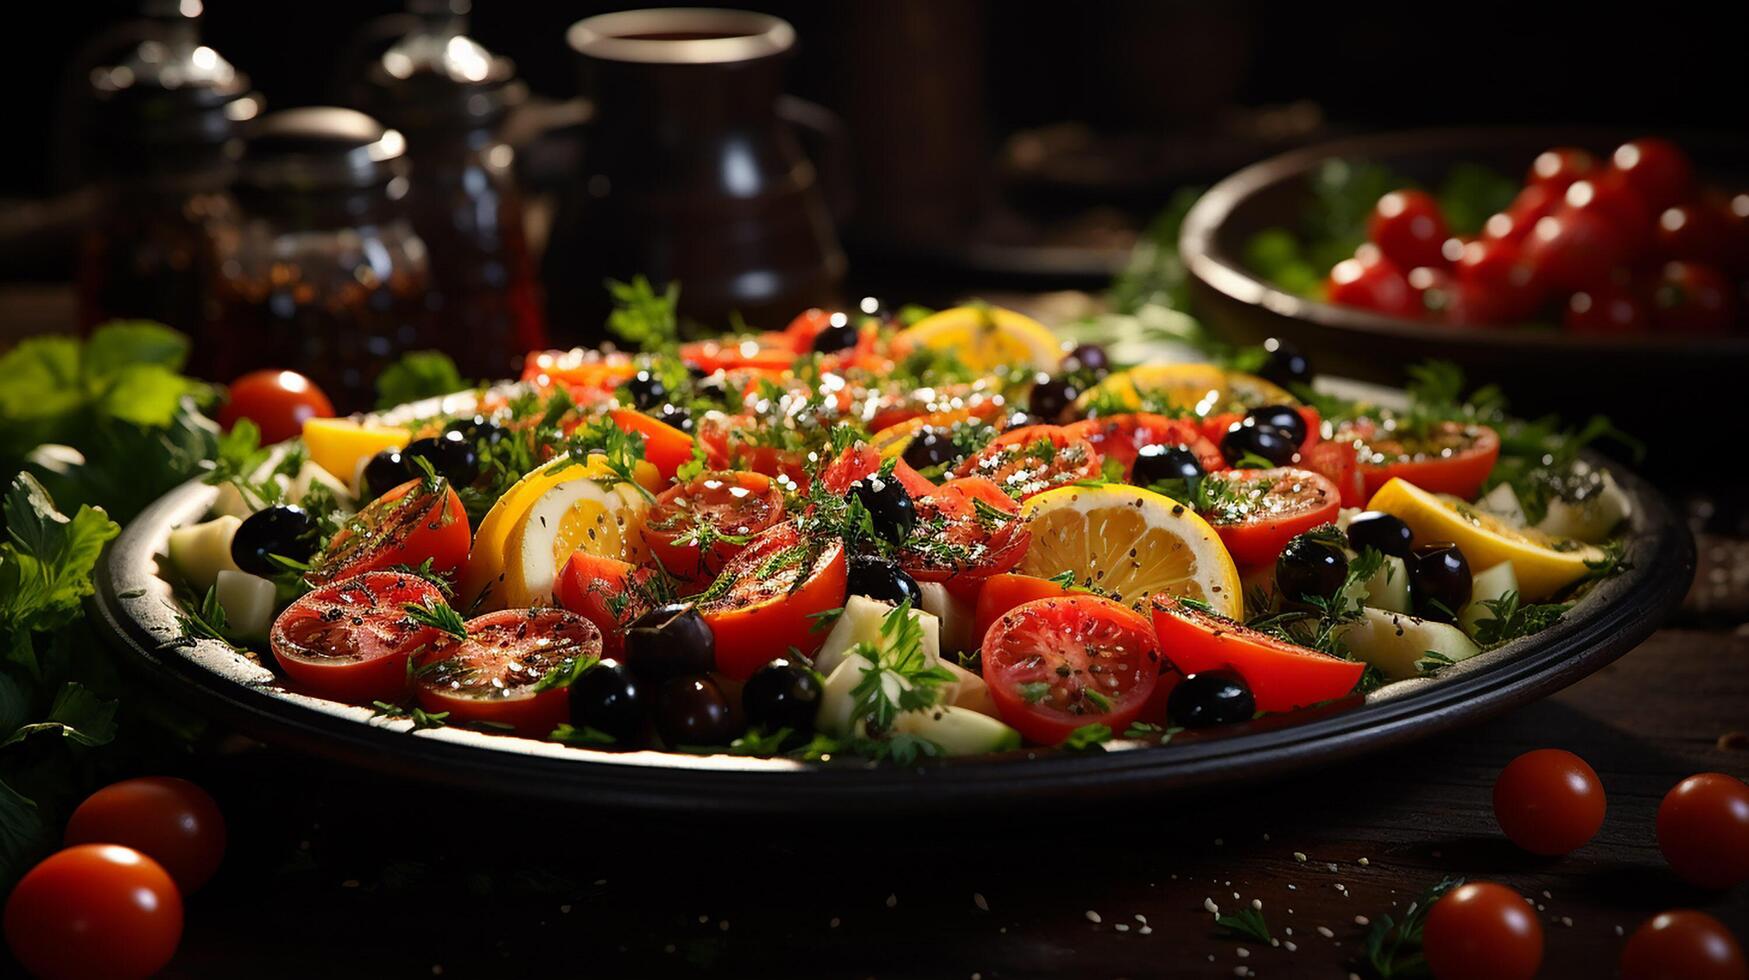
1178;126;1749;475
89;393;1693;813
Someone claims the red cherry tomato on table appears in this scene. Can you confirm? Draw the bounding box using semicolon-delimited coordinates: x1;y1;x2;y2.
1196;467;1341;567
697;523;847;679
981;595;1162;745
3;844;183;980
64;777;226;893
1326;247;1420;318
1612;138;1694;212
217;369;334;445
270;571;449;703
1653;262;1737;334
1656;772;1749;890
306;477;470;586
1620;910;1748;980
1150;595;1363;713
1527;146;1598;193
1369;190;1451;270
1491;748;1607;855
1421;882;1543;980
414;608;602;736
1565;282;1652;334
642;470;786;584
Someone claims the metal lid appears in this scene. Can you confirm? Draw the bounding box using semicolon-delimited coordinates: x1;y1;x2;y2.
362;0;524;132
90;0;261;155
238;107;408;193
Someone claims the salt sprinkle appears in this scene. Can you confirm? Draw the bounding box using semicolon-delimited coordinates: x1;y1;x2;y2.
1135;914;1148;924
1287;884;1297;891
1085;910;1102;924
974;893;989;912
1233;891;1241;900
1327;863;1339;872
1317;926;1336;938
1542;890;1553;899
1285;927;1294;936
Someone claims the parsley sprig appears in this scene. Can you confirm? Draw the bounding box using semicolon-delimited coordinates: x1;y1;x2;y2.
848;601;955;739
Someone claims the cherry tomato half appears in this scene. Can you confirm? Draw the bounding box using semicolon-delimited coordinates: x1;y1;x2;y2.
553;552;660;660
270;571;449;703
1063;413;1225;480
643;471;786;584
1336;419;1501;500
414;608;603;736
1150;596;1363;713
1421;882;1543;980
697;523;847;679
898;476;1031;586
1492;748;1607;855
1299;440;1367;508
971;573;1074;651
1656;772;1749;890
4;844;183;980
817;442;938;500
1197;467;1341;567
1620;910;1748;980
307;477;470;586
951;424;1103;500
982;595;1162;745
218;369;334;445
64;777;226;893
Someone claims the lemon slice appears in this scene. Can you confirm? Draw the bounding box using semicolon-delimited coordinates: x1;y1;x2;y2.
501;465;651;608
301;418;409;487
1016;484;1242;616
896;305;1062;373
1075;364;1295;416
1367;477;1608;600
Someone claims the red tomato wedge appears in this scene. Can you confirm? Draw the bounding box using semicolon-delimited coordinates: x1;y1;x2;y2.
981;595;1163;745
1331;419;1502;499
270;571;448;703
553;552;662;659
780;308;836;352
899;477;1031;585
950;424;1102;500
414;608;602;736
1300;440;1367;508
607;408;695;483
307;477;469;586
696;523;848;679
642;471;786;584
1150;596;1364;712
1063;413;1226;478
817;443;937;499
521;349;637;394
697;412;810;489
971;573;1074;649
1198;467;1341;567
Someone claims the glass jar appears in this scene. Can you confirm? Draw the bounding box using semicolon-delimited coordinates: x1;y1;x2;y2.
208;108;432;410
357;0;546;379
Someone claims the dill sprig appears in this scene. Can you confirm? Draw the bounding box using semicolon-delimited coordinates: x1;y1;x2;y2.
403;595;468;640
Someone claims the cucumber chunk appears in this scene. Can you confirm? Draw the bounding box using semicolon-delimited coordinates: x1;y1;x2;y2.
917;581;977;655
814;595;941;677
1535;469;1630;543
216;569;278;642
1459;561;1520;637
166;516;243;592
1477;482;1528;526
1340;607;1480;681
890;704;1021;756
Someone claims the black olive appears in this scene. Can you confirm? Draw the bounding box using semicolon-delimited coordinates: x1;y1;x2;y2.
1408;542;1472;622
1063;343;1110;377
1346;511;1414;559
444;414;506;448
1245;404;1308;447
1167;670;1256;728
1276;535;1350;603
846;555;923;606
403;431;479;487
1258;337;1313;388
653;675;739;746
568;660;645;743
811;312;860;353
742;658;823;734
847;474;916;545
231;505;319;576
625;370;668;411
1220;419;1298;467
901;428;958;472
1002;410;1041;431
652;402;693;433
1028;375;1079;423
361;448;410;499
623;603;717;681
1131;443;1205;488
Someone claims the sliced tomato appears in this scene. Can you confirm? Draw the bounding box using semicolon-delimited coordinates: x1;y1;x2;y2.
696;412;810;488
607;407;696;483
816;442;938;499
680;336;796;374
697;523;848;679
642;471;786;584
1334;419;1501;500
1150;596;1363;712
981;595;1163;745
899;477;1031;586
1064;413;1226;477
521;349;637;394
1199;405;1322;455
414;608;602;736
553;552;662;659
307;477;469;586
865;383;1007;434
269;571;447;703
950;424;1103;500
1199;467;1340;567
971;573;1074;649
1300;440;1367;508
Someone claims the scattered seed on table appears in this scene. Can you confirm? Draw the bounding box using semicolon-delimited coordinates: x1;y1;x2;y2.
973;893;989;912
1317;926;1336;938
1294;852;1308;862
1204;898;1220;914
1086;910;1102;923
1355;915;1370;926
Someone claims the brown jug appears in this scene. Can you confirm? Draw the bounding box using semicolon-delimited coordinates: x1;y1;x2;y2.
541;9;846;344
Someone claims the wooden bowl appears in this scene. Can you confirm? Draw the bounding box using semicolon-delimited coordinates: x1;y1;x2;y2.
1179;127;1749;476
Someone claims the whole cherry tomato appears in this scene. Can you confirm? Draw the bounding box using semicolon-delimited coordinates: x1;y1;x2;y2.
1566;282;1652;334
1455;237;1544;323
1565;175;1654;258
1656;772;1749;889
1656;203;1735;265
64;777;226;893
1327;246;1419;319
1526;147;1598;192
217;369;335;445
1523;207;1631;293
1484;184;1560;244
1369;190;1451;270
3;844;183;980
1653;262;1736;333
1612;138;1694;212
1421;881;1543;980
1492;748;1607;855
1620;910;1748;980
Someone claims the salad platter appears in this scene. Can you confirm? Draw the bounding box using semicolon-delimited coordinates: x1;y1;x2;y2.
89;301;1694;812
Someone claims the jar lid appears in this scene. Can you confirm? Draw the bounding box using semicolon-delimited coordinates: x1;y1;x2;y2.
91;1;261;156
238;107;408;193
362;1;524;132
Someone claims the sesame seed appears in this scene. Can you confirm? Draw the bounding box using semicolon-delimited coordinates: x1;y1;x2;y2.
973;893;989;912
1085;910;1102;924
1355;915;1370;926
1115;924;1130;933
1205;898;1221;914
1317;926;1336;938
1252;899;1263;911
1294;852;1308;862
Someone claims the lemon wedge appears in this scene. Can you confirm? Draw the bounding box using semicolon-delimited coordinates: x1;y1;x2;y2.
1016;484;1242;616
301;418;409;487
1367;477;1608;600
895;305;1062;373
500;464;651;608
1075;364;1295;416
